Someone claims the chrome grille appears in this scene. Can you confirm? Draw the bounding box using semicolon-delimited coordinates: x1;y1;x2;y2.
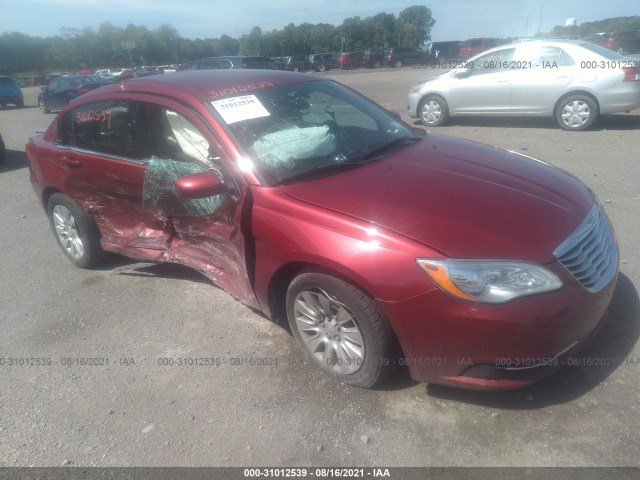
554;203;618;293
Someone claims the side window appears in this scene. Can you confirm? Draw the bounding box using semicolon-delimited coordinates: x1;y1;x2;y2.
147;105;212;167
57;112;74;146
514;46;575;68
142;105;233;217
470;48;515;75
72;101;145;159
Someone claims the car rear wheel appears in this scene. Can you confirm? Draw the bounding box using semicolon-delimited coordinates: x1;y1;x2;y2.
555;95;598;131
419;95;449;126
47;193;103;268
38;98;50;114
395;60;402;68
318;63;326;72
286;272;397;388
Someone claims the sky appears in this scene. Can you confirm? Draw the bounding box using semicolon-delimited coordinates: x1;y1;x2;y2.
0;0;638;42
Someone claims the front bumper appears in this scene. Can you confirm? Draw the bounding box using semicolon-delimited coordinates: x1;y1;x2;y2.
379;261;618;390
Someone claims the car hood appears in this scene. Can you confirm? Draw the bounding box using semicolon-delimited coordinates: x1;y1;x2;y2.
282;133;594;262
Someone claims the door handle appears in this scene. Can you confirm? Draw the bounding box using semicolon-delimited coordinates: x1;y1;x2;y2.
61;156;82;169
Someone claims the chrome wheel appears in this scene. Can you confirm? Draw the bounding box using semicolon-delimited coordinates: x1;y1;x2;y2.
421;100;443;124
560;100;591;129
52;205;84;260
293;287;365;374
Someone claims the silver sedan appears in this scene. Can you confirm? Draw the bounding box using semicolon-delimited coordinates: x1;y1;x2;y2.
407;40;640;131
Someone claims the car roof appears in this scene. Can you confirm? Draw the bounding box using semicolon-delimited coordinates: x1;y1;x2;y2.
80;69;320;103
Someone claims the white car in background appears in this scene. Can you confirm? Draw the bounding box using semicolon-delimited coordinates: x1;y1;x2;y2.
407;40;640;131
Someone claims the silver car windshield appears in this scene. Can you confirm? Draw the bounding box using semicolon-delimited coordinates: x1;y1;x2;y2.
211;80;416;186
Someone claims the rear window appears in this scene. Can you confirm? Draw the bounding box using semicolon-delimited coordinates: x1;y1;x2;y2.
578;42;624;60
0;77;16;85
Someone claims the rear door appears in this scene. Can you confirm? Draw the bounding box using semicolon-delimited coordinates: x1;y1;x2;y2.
59;99;172;259
509;45;575;113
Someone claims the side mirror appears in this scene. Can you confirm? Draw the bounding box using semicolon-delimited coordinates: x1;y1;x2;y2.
175;171;227;199
455;67;471;78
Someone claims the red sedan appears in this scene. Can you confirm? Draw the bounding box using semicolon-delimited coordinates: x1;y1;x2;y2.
25;70;618;390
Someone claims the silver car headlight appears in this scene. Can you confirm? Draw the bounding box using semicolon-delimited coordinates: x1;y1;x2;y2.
417;259;562;303
410;81;426;94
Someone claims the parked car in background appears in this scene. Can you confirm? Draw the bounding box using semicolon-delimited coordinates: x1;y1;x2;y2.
337;51;365;69
38;75;113;113
426;41;462;63
408;40;640;131
362;48;388;68
111;69;134;80
596;31;640;54
458;38;499;58
191;56;276;70
0;76;24;108
385;47;427;67
28;75;47;86
309;52;338;72
25;69;619;391
283;55;311;72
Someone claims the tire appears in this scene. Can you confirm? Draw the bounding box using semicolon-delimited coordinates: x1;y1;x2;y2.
286;272;397;388
17;98;24;108
318;63;326;72
47;193;104;268
39;98;50;114
395;60;402;68
555;95;598;131
418;95;449;127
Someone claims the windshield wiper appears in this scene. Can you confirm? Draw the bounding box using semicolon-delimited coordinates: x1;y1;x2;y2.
272;161;364;186
271;136;421;187
353;136;420;164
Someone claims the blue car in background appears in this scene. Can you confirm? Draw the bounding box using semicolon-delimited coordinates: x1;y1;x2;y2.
0;76;24;108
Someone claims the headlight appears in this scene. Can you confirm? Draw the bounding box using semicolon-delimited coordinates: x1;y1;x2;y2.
410;81;426;94
417;259;562;303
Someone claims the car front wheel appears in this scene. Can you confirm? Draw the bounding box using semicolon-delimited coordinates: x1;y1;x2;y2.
286;272;397;388
555;95;598;131
47;193;103;268
38;98;50;113
419;95;449;127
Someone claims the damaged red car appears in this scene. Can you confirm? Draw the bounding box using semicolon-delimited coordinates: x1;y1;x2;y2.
26;70;619;390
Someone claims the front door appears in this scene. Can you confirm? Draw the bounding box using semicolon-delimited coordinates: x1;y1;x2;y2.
138;101;258;307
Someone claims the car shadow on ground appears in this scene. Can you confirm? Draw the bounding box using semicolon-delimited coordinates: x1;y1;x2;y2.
96;255;215;285
95;259;639;397
0;149;28;173
426;273;640;408
411;113;639;131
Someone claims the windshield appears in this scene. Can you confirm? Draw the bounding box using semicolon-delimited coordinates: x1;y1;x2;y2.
210;80;416;186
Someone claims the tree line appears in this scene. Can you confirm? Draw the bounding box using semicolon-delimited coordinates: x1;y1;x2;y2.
0;5;434;74
549;16;640;38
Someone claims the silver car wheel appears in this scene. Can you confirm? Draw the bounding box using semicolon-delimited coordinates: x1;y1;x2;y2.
421;100;442;124
293;287;365;375
52;205;85;260
560;100;591;128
